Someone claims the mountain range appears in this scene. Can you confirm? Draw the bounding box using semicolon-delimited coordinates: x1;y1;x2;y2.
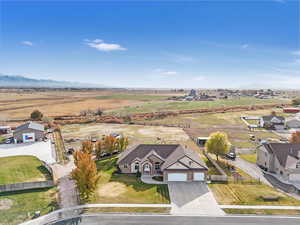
0;74;105;88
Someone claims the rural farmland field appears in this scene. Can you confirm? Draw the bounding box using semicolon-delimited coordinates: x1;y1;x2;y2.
0;89;288;121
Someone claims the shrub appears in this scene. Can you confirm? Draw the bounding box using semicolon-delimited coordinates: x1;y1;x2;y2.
30;110;43;120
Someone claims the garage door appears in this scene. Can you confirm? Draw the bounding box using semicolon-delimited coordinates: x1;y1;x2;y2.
167;173;187;182
289;174;300;181
193;172;205;181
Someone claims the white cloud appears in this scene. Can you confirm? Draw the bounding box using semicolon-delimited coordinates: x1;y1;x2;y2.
164;53;195;64
161;71;177;75
194;76;205;81
292;50;300;56
21;41;33;46
153;69;177;76
241;44;249;49
85;39;127;52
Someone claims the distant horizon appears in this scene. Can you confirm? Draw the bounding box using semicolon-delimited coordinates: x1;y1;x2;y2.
1;73;300;90
0;1;299;88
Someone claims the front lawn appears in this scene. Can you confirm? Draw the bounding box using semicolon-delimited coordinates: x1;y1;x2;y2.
209;182;300;206
239;154;257;164
0;188;58;225
93;157;170;204
0;156;51;184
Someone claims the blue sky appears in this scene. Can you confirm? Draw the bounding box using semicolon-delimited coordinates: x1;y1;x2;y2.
0;0;299;88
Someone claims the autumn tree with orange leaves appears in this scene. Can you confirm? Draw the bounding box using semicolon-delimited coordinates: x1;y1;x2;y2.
71;151;100;201
103;135;118;154
290;131;300;143
81;140;93;154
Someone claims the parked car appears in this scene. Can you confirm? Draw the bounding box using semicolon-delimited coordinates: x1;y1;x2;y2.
112;150;120;155
249;135;256;141
5;137;13;144
100;152;110;158
226;152;236;160
67;148;75;155
91;137;97;142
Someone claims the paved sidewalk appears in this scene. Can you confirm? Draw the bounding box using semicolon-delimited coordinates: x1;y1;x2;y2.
168;182;225;216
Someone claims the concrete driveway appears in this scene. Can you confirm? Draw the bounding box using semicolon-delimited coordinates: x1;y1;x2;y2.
168;182;225;216
0;140;56;164
231;157;271;186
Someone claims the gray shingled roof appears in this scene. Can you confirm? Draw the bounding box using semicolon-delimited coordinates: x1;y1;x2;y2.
117;144;180;165
117;144;207;170
261;116;285;123
263;143;300;168
15;121;44;132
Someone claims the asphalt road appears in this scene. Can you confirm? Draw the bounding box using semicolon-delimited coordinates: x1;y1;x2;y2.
51;215;300;225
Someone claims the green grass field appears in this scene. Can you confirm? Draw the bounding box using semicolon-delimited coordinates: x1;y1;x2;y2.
0;188;57;225
93;157;170;204
106;97;288;115
0;156;51;184
223;208;300;215
96;94;168;101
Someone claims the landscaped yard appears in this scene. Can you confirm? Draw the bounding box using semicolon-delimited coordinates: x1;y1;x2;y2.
0;188;58;225
93;157;170;204
209;182;300;206
0;156;51;184
239;153;257;164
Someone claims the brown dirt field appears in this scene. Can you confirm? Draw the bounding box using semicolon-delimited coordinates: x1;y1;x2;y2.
0;98;141;120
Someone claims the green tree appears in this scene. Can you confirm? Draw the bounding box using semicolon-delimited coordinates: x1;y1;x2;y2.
116;137;129;152
292;98;300;106
30;110;43;120
71;151;100;201
205;131;230;161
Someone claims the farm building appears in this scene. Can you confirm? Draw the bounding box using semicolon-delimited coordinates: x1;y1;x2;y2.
283;108;300;113
0;126;11;134
13;121;45;143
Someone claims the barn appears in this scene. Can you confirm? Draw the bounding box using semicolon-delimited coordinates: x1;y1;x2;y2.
13;121;45;143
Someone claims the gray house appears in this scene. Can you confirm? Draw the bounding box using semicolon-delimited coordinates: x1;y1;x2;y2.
13;121;45;143
259;116;285;130
117;144;208;182
257;143;300;181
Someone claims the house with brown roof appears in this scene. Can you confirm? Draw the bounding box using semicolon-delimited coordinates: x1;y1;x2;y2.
257;143;300;181
117;144;208;182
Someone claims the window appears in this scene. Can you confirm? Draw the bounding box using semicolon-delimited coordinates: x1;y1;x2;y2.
124;164;128;168
155;162;160;170
134;162;139;170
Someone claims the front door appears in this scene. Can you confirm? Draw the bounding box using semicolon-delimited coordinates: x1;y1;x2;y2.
143;163;151;175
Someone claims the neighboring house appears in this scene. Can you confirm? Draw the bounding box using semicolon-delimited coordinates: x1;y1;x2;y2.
0;126;11;134
257;143;300;181
13;121;45;143
117;144;208;182
285;117;300;129
260;116;285;130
